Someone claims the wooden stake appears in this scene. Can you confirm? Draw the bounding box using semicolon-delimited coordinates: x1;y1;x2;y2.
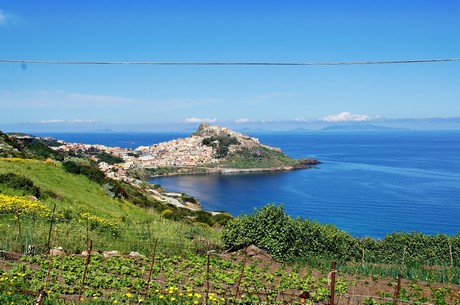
46;204;56;250
36;226;58;305
35;289;46;305
205;247;211;305
44;226;58;290
146;239;159;295
85;215;89;249
330;261;337;305
16;210;21;241
79;239;92;296
393;274;402;305
235;249;248;302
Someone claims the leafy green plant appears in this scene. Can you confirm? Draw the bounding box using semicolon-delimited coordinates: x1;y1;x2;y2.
224;204;460;268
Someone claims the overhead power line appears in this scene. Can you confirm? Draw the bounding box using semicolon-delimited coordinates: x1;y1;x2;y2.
1;57;460;66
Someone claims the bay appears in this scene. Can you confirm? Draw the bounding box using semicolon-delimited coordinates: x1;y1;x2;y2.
38;131;460;238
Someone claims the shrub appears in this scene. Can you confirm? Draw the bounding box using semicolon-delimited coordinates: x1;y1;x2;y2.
211;213;233;227
0;172;41;197
0;194;51;217
62;161;106;184
97;151;124;165
22;141;64;161
224;204;362;261
161;209;177;220
223;204;301;260
223;204;460;265
195;211;214;226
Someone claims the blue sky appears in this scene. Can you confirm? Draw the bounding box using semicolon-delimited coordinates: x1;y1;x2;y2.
1;0;460;131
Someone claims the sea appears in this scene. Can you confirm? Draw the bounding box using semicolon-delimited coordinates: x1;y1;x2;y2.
37;131;460;238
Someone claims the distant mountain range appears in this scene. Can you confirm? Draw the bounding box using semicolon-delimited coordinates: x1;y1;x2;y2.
320;124;410;131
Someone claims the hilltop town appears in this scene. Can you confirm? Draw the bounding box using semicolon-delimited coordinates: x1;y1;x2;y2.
7;124;319;183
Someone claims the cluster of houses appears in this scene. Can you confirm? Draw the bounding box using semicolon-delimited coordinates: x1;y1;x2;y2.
50;132;227;181
21;124;271;182
50;142;136;181
133;136;219;167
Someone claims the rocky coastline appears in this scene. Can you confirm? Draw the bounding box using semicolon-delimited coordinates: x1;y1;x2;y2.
147;158;321;178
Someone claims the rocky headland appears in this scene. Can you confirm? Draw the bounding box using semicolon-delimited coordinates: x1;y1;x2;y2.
5;124;320;181
1;126;319;213
127;123;320;177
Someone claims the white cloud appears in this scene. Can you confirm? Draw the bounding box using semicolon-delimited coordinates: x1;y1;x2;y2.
38;119;65;124
234;118;252;124
321;112;372;122
0;10;22;27
69;119;100;123
185;117;217;123
293;117;307;122
0;11;6;25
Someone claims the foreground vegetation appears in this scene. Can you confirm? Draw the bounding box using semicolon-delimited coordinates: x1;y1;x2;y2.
0;158;225;256
1;132;459;304
2;248;459;304
224;205;460;269
0;252;341;304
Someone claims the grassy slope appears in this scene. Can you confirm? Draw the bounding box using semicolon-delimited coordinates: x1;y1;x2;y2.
0;158;144;220
0;158;222;254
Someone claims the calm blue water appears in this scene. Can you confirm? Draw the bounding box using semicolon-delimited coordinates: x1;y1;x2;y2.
38;131;460;238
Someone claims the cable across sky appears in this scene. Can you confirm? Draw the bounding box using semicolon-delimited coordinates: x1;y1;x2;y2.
1;58;460;66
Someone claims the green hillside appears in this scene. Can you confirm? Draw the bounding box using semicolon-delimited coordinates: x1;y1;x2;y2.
0;158;146;220
0;157;223;255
